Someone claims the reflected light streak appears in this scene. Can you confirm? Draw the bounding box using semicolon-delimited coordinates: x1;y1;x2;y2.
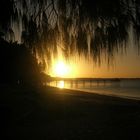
58;81;65;88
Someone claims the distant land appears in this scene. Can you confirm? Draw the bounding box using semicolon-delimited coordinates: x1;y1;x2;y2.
46;76;140;82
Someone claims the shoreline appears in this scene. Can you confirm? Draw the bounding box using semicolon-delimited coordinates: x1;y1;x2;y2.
68;88;140;101
48;78;140;101
48;85;140;102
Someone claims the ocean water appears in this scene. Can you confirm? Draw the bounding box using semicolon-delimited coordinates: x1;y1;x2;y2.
48;79;140;100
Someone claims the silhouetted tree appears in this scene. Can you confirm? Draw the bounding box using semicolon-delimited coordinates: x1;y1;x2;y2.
0;0;140;68
0;37;41;85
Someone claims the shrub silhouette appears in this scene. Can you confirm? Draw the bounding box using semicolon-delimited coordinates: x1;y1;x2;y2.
0;37;40;85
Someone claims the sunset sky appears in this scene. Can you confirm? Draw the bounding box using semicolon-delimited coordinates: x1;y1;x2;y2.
49;46;140;78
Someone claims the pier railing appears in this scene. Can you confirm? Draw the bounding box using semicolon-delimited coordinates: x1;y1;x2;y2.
44;78;121;88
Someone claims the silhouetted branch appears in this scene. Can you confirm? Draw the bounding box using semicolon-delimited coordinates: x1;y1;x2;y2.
1;0;140;68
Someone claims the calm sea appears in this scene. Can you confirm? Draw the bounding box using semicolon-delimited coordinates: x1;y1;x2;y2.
48;79;140;100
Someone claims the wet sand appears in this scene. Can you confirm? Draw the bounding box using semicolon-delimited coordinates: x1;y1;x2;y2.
1;85;140;140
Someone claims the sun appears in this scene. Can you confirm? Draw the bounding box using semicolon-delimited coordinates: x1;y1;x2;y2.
53;61;69;77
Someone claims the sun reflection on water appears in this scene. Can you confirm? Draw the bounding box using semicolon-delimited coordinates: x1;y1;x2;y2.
58;80;65;88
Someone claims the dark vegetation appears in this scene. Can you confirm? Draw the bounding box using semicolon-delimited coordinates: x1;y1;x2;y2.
0;36;41;85
1;0;140;66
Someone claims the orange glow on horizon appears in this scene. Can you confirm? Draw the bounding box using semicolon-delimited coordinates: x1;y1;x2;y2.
50;59;76;78
54;61;68;77
48;46;140;78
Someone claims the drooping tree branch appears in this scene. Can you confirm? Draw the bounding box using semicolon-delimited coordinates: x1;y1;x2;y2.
1;0;140;71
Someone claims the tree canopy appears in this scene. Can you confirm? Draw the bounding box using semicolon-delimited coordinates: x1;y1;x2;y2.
0;0;140;69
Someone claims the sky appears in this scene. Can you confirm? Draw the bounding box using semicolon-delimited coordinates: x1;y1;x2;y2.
75;47;140;78
49;46;140;78
10;1;140;79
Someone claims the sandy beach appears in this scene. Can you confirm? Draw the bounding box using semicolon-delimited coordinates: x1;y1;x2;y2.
1;85;140;140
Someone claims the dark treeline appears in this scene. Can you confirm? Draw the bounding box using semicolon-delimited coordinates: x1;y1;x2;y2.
0;35;41;85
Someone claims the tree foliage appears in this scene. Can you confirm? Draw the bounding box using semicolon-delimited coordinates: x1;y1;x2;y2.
0;37;41;85
0;0;140;68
